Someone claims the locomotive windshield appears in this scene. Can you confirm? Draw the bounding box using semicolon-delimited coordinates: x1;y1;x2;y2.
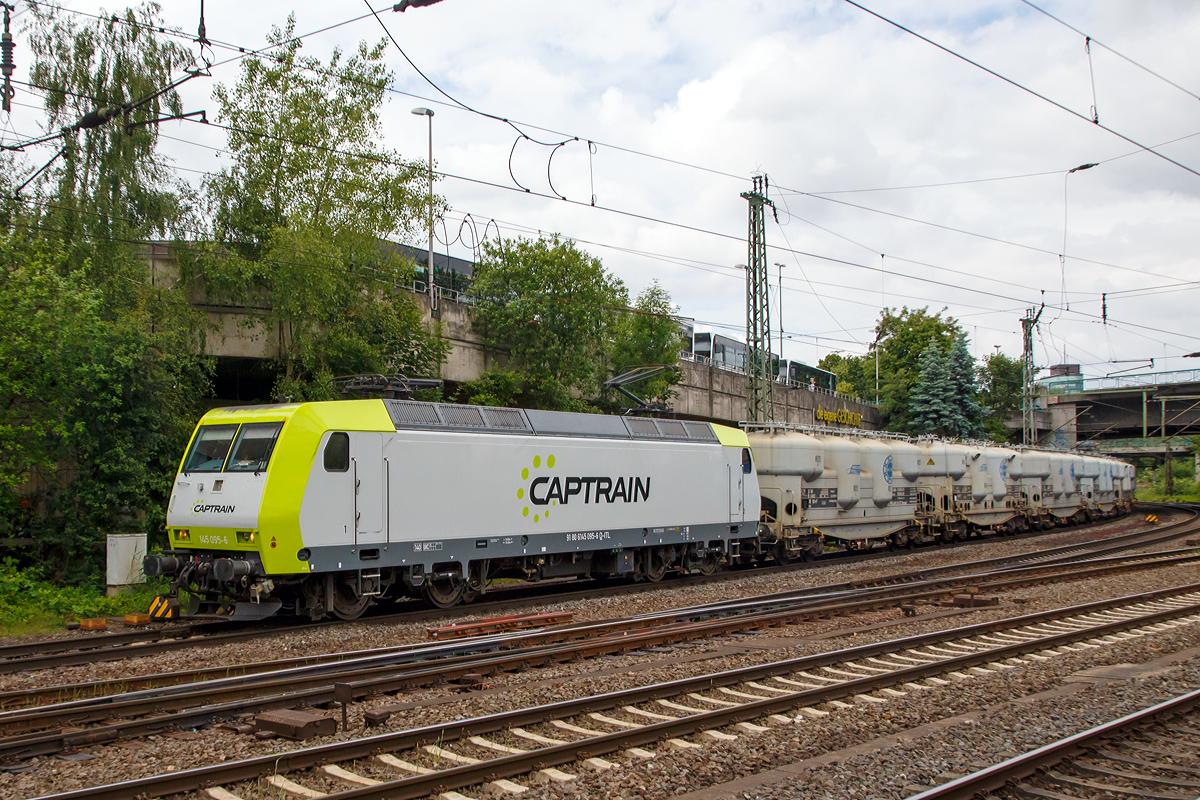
226;422;284;472
182;421;283;473
183;425;238;473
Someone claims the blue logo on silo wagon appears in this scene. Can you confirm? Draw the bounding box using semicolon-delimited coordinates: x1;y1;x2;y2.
882;455;893;485
847;464;861;475
1000;461;1008;481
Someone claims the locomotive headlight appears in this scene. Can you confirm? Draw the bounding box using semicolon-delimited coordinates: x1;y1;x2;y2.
176;529;191;541
236;531;257;544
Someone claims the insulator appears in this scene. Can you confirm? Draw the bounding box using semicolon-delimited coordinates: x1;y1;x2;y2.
1;32;14;78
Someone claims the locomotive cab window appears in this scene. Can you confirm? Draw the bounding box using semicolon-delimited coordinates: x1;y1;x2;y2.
741;447;753;474
324;432;350;472
226;422;283;472
183;424;239;473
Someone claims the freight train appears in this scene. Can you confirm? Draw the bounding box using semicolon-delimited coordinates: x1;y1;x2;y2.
144;399;1133;621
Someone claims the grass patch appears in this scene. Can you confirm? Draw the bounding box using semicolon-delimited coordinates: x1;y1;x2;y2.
0;560;170;638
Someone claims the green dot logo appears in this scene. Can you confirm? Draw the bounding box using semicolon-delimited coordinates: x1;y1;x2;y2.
519;453;555;522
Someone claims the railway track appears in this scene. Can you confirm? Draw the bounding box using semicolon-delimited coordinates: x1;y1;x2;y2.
908;685;1200;799
25;583;1200;800
0;507;1189;676
1;541;1198;761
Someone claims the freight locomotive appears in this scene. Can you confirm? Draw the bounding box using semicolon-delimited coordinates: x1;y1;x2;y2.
144;399;1133;621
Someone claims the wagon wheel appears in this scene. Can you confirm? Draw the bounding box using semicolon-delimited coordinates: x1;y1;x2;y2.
331;576;373;621
645;548;669;583
422;574;470;609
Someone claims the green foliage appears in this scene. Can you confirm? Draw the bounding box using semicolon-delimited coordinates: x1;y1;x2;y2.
978;351;1023;442
608;281;687;407
0;245;210;581
817;352;871;401
0;559;167;634
1136;456;1200;501
188;19;446;398
909;342;954;435
469;236;628;409
27;2;196;285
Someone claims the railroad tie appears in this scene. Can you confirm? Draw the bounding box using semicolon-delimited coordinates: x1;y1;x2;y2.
839;662;890;673
438;792;477;800
424;745;480;765
509;727;567;745
688;692;739;707
588;712;641;729
667;738;703;750
717;686;772;701
534;768;576;783
736;721;770;733
827;700;854;709
854;694;887;704
582;757;617;771
880;688;908;697
321;765;381;787
745;681;794;694
266;775;326;798
376;754;435;774
488;779;528;795
622;705;677;721
924;677;951;686
204;789;242;800
701;730;738;742
467;736;527;754
903;682;931;691
656;699;704;714
770;676;822;689
794;707;830;718
822;666;877;679
550;719;606;736
625;747;656;759
866;657;917;669
795;670;843;682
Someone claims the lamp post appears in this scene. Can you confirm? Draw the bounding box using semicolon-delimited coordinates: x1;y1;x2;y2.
773;263;786;378
411;106;435;310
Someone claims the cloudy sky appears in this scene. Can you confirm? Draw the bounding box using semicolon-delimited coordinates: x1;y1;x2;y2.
8;1;1200;378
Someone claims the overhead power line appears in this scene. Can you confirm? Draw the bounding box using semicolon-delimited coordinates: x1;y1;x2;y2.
843;0;1200;180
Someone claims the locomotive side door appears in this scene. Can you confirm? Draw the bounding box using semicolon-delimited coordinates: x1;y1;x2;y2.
729;462;744;521
352;433;385;546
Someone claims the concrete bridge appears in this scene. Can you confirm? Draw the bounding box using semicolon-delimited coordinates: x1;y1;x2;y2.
162;240;880;431
1021;368;1200;463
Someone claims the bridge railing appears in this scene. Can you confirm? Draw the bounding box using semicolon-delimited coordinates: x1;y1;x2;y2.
678;352;876;407
1046;367;1200;394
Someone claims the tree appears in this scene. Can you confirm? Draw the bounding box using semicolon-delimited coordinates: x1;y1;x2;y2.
26;2;197;291
978;351;1023;442
946;333;984;438
908;342;955;435
0;244;210;581
818;352;871;400
608;281;687;407
468;236;628;410
191;18;446;399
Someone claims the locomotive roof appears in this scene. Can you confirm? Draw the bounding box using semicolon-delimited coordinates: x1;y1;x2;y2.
199;399;742;445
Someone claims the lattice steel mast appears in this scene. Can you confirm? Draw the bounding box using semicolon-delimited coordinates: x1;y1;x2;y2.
1021;303;1044;445
741;175;776;423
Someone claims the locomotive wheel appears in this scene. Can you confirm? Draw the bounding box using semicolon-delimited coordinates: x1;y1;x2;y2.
645;548;668;583
697;552;719;576
331;577;372;621
422;575;469;609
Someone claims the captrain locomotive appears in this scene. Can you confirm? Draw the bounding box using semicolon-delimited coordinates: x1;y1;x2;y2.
144;399;1133;621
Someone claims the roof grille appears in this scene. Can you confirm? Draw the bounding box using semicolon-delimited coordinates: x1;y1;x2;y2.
385;401;442;426
440;405;486;428
684;422;718;441
483;407;527;429
655;420;687;438
625;418;660;437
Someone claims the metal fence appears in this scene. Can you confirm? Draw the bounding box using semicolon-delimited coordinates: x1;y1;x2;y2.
1046;367;1200;395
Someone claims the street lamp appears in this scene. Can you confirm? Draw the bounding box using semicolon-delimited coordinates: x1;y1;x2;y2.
411;106;435;310
773;263;786;381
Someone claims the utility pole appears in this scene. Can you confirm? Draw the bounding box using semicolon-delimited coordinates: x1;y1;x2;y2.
741;175;776;423
1021;304;1044;446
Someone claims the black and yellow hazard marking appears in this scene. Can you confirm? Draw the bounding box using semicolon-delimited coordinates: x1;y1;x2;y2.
1145;514;1159;524
148;595;180;620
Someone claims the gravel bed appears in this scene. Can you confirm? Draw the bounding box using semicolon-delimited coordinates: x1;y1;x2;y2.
0;510;1179;695
2;551;1198;798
